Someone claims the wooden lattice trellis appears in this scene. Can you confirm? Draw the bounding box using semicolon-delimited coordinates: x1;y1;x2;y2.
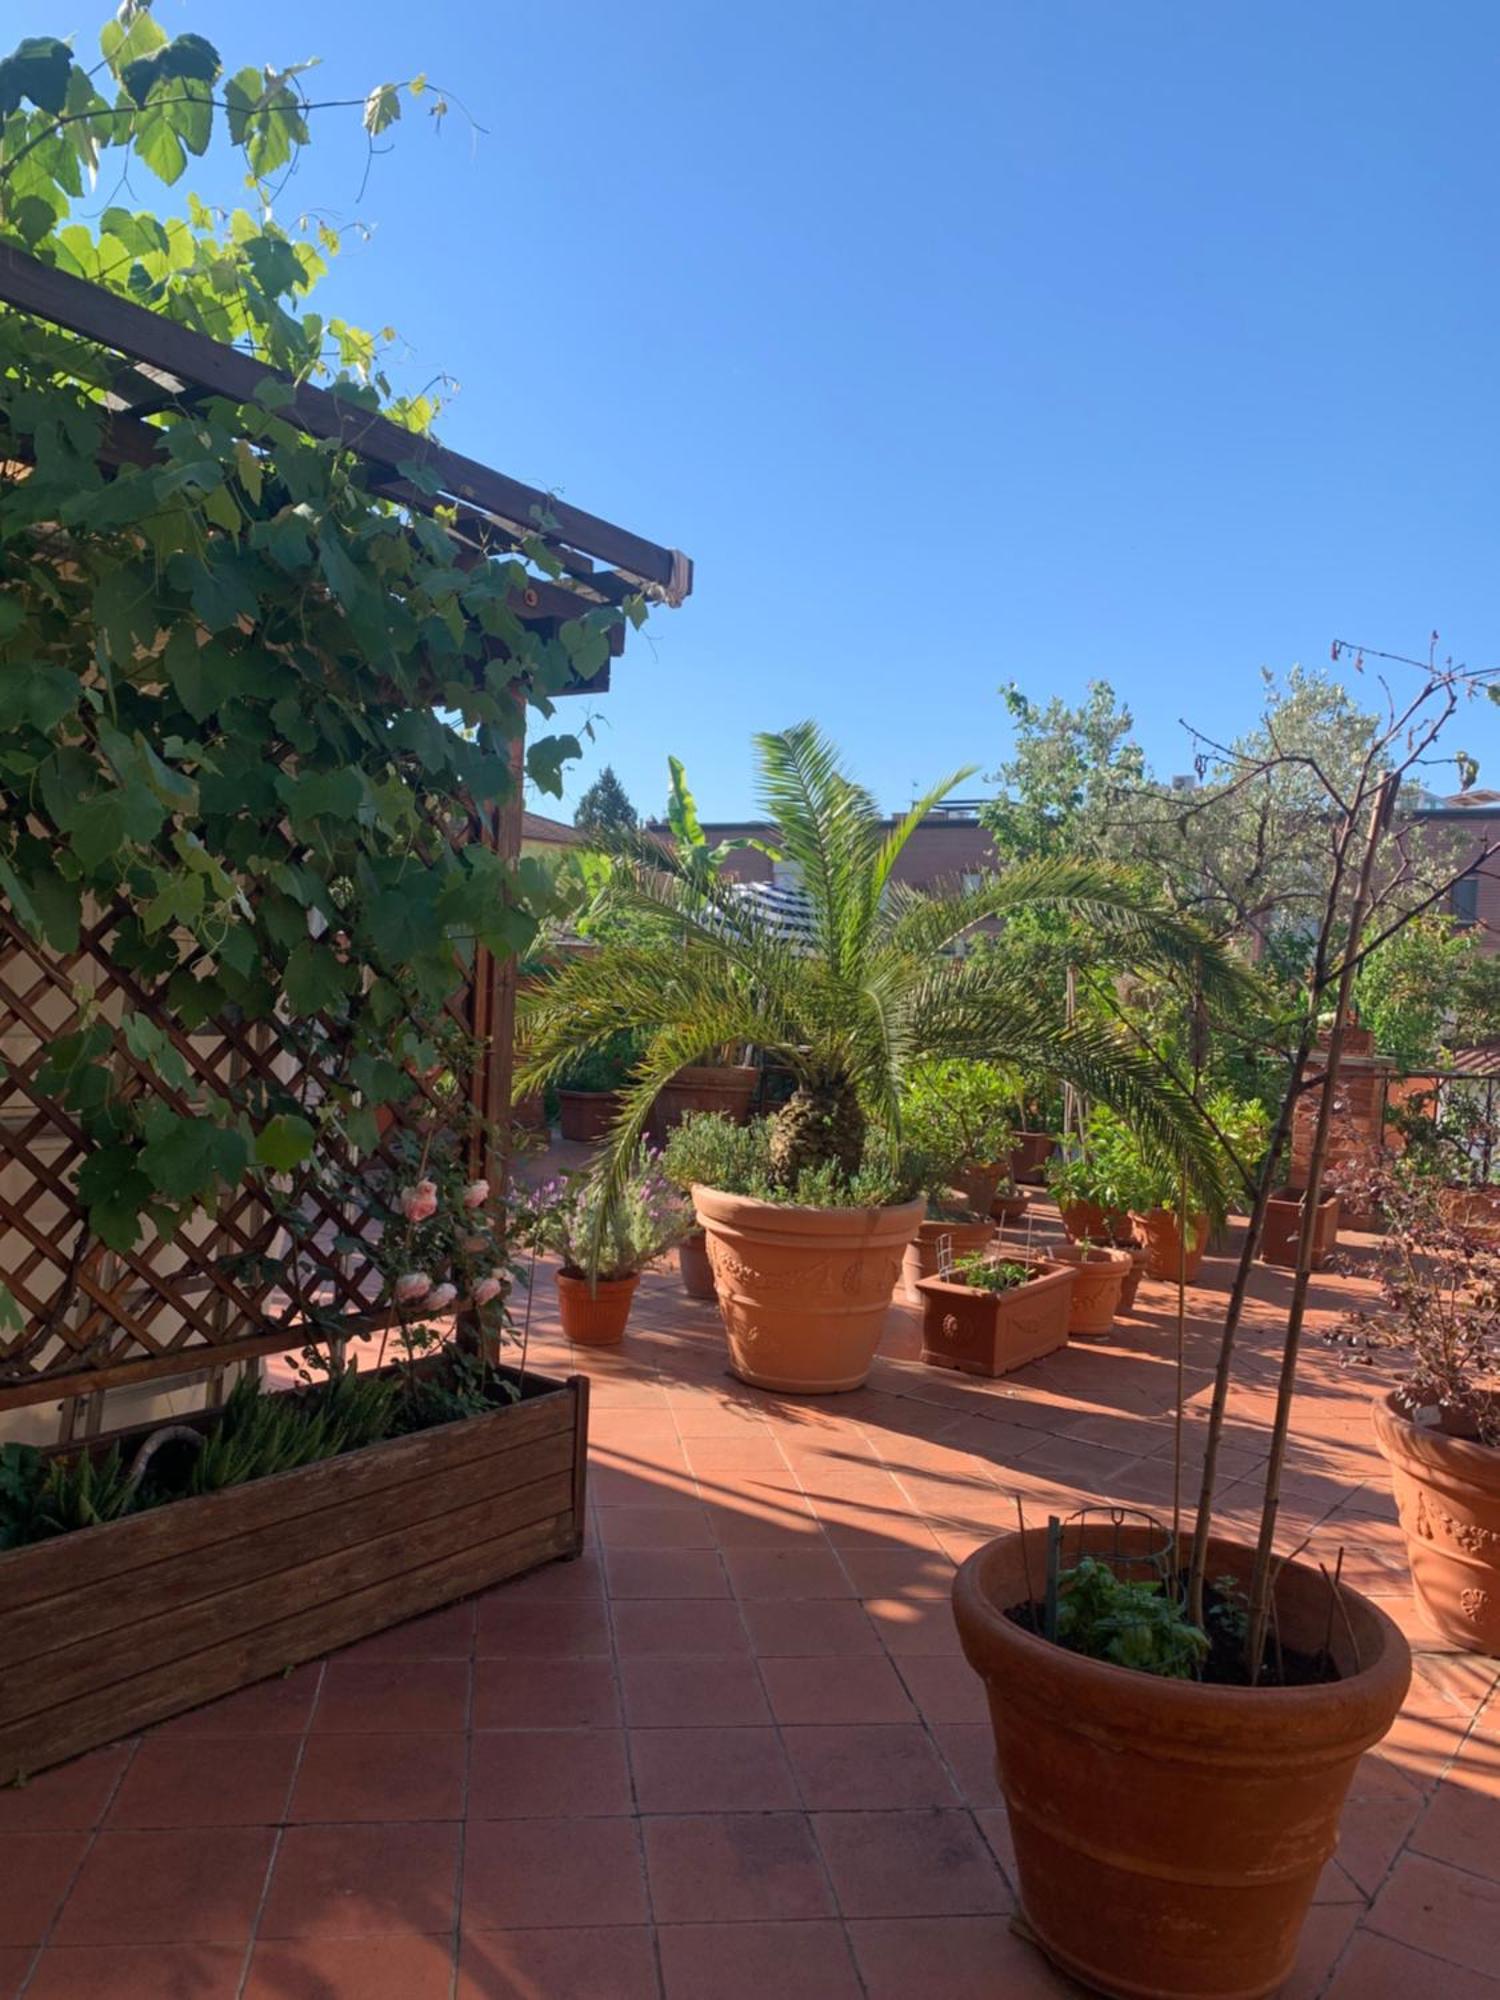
0;244;690;1429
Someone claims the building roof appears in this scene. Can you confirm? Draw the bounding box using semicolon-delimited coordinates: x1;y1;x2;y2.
520;811;583;845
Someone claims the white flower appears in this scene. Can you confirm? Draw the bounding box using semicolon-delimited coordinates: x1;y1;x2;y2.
426;1282;458;1311
394;1272;431;1304
462;1179;490;1209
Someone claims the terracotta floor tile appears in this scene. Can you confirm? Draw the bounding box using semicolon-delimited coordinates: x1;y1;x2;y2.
658;1919;863;1998
604;1548;729;1599
723;1546;857;1599
0;1746;131;1831
467;1729;633;1818
259;1822;460;1939
814;1808;1009;1917
0;1952;28;2000
619;1653;771;1728
610;1597;751;1655
462;1818;648;1930
1324;1929;1500;1997
629;1724;798;1814
52;1828;273;1945
894;1652;990;1724
863;1593;965;1655
1279;1902;1363;2000
837;1548;955;1599
849;1915;1072;1999
472;1657;620;1730
1364;1850;1500;1978
1331;1754;1428;1897
155;1667;321;1738
760;1653;915;1726
107;1733;298;1828
0;1833;90;1947
24;1943;245;1999
595;1504;717;1549
784;1724;959;1810
244;1934;455;1999
484;1551;605;1601
740;1597;882;1655
933;1723;1005;1808
336;1602;475;1661
457;1926;659;1998
700;1499;824;1546
288;1732;467;1823
312;1660;470;1734
473;1597;612;1656
1409;1768;1500;1881
643;1811;835;1922
589;1464;698;1508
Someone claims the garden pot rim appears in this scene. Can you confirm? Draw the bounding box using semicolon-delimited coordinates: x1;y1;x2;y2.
1053;1241;1134;1269
955;1523;1411;1721
915;1257;1071;1302
691;1183;926;1230
1267;1186;1340;1209
555;1265;643;1289
1372;1388;1500;1478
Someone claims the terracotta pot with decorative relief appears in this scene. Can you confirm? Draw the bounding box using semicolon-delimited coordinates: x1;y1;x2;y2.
1372;1391;1500;1656
954;1522;1411;2000
693;1185;925;1394
914;1259;1075;1378
1052;1242;1134;1336
1113;1240;1149;1314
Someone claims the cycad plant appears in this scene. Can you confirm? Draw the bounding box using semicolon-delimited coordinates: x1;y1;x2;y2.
519;725;1249;1227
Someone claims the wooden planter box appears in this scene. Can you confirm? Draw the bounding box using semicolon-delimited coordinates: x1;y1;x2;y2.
0;1369;588;1784
1260;1189;1341;1269
558;1088;623;1143
915;1260;1075;1378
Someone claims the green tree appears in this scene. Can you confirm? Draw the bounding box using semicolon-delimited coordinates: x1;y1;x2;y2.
983;680;1146;865
520;724;1249;1226
574;764;638;836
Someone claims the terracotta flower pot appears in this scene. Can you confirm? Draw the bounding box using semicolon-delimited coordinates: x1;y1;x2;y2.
1059;1198;1127;1245
1053;1242;1134;1336
677;1227;718;1302
1438;1186;1500;1242
557;1089;623;1144
1114;1241;1149;1314
1372;1391;1500;1656
1009;1131;1058;1185
511;1087;548;1132
953;1523;1411;2000
555;1270;639;1345
693;1185;925;1394
990;1187;1031;1226
953;1162;1003;1214
648;1063;759;1142
1260;1189;1341;1270
1132;1207;1209;1283
913;1259;1075;1378
899;1215;993;1306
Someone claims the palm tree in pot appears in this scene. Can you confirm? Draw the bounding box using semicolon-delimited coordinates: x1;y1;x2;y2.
519;724;1242;1393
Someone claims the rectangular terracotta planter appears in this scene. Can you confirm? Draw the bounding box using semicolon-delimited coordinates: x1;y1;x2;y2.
1260;1189;1340;1269
915;1260;1075;1378
558;1089;623;1143
0;1369;588;1783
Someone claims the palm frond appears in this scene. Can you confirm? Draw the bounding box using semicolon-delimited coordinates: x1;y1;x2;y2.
752;723;880;979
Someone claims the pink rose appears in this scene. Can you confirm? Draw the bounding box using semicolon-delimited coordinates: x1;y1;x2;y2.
425;1282;458;1312
472;1275;504;1306
399;1179;438;1223
394;1272;431;1304
462;1179;490;1210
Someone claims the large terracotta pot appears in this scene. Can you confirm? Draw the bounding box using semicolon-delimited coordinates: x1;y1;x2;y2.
1053;1242;1134;1336
954;1161;1004;1214
1260;1189;1340;1270
693;1185;924;1393
557;1089;623;1144
1114;1241;1149;1314
953;1524;1411;2000
555;1270;639;1345
899;1215;993;1306
991;1187;1031;1226
914;1260;1075;1378
1132;1207;1209;1283
648;1063;758;1142
678;1227;718;1302
1059;1198;1128;1245
1009;1131;1058;1185
1372;1392;1500;1656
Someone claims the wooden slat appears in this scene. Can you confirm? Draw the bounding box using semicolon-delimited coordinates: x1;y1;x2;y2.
0;1510;579;1783
0;1378;575;1612
0;243;685;593
6;1427;576;1671
0;1464;573;1728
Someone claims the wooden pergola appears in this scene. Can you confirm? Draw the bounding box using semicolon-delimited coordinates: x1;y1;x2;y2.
0;244;690;1423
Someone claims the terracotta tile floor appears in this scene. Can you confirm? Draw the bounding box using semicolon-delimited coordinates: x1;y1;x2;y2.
5;1192;1499;1997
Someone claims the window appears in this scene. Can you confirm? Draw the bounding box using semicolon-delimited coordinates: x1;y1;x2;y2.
1452;870;1481;928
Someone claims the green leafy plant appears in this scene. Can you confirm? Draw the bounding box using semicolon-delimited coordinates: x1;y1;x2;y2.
902;1058;1018;1193
531;1151;689;1280
1054;1557;1210;1679
0;1439;137;1546
520;725;1247;1250
948;1254;1035;1294
659;1112;770;1196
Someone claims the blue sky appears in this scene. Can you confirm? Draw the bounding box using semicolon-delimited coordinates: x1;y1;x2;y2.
17;2;1499;818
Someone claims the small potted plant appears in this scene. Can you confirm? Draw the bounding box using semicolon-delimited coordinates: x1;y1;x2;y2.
1045;1150;1128;1244
534;1152;688;1344
899;1169;995;1307
659;1111;768;1301
990;1168;1031;1226
914;1250;1076;1377
1052;1240;1136;1336
1334;1162;1500;1655
901;1058;1018;1217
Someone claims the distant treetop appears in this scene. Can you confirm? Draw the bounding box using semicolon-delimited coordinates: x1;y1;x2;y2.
574;765;638;835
